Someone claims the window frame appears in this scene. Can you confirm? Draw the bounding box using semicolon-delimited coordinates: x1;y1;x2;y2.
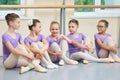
74;0;120;18
0;0;25;18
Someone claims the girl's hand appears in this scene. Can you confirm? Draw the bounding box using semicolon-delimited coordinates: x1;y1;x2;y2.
26;52;34;62
56;52;62;57
82;45;89;51
53;51;62;57
29;52;34;60
110;46;117;54
38;49;45;55
36;54;41;59
59;34;64;39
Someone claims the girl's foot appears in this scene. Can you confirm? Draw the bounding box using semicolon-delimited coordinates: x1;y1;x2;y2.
51;63;59;68
59;60;65;66
41;62;55;69
102;58;112;63
89;48;95;54
109;58;115;63
46;64;55;69
19;66;33;74
34;65;47;73
82;60;89;64
113;58;120;62
65;60;78;65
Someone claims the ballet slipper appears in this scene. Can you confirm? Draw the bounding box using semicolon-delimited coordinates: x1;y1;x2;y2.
82;60;89;64
59;60;65;66
65;60;78;65
34;65;47;73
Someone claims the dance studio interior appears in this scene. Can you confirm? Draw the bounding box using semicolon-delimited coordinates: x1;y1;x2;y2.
0;0;120;80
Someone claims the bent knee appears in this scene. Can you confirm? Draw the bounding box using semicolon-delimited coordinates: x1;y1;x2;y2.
51;42;59;47
31;42;37;47
17;44;25;50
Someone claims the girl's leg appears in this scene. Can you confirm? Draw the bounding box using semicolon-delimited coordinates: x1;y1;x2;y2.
40;57;55;69
4;44;29;69
37;42;58;68
70;52;110;63
31;42;54;69
98;37;119;62
44;51;59;68
98;37;111;58
49;42;64;65
3;53;19;69
82;37;93;63
109;52;120;62
59;40;78;65
37;42;53;64
19;44;47;73
83;37;94;54
59;40;67;65
50;42;78;65
106;37;120;62
59;40;69;56
17;59;28;67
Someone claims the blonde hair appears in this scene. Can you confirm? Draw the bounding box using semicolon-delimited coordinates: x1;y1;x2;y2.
50;21;60;29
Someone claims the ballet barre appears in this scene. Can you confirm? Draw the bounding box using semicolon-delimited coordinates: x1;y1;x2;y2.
0;4;119;35
0;5;120;8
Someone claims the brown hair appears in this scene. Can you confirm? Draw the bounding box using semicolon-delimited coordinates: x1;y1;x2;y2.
28;19;40;30
99;19;109;28
5;13;20;25
68;19;79;26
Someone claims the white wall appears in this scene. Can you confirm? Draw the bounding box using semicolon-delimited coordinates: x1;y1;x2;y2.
0;0;120;56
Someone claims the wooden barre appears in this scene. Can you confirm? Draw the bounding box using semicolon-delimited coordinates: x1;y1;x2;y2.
0;5;120;8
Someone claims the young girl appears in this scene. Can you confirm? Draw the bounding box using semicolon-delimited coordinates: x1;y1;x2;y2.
62;19;111;63
24;19;58;69
94;19;120;62
2;13;47;74
46;21;78;65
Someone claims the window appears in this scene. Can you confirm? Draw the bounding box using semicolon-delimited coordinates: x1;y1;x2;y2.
74;0;120;18
0;0;25;18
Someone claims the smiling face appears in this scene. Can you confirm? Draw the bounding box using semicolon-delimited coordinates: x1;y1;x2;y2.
97;21;107;34
50;23;60;37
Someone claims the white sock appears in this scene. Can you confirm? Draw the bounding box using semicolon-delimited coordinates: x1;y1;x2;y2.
61;55;78;65
41;57;54;69
59;59;65;66
31;59;47;72
44;51;59;68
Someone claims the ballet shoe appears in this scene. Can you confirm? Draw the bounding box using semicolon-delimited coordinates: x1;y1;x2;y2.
34;66;47;73
59;60;65;66
19;66;33;74
113;58;120;63
65;60;78;65
82;60;89;64
46;64;55;69
51;63;59;68
109;58;115;63
102;58;112;63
